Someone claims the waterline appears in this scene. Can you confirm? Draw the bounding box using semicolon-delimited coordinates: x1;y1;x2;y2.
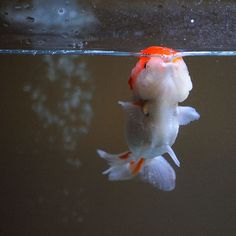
0;49;236;57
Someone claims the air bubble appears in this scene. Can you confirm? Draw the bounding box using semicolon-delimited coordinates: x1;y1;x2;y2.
37;40;45;46
25;39;32;45
62;32;69;38
74;30;79;36
14;5;22;10
68;41;87;49
58;8;65;15
23;3;31;9
2;23;9;27
26;16;35;23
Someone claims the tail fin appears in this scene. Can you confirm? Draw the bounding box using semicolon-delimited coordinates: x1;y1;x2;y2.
102;163;133;181
98;150;176;191
140;156;176;191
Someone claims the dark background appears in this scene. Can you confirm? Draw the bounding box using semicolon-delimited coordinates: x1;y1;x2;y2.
0;55;235;235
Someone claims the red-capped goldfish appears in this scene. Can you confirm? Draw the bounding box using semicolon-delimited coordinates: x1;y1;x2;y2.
98;46;200;191
129;46;193;103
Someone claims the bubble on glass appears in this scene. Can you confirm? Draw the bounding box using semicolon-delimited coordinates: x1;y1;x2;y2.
134;31;144;37
197;0;203;5
36;186;88;225
23;84;32;92
23;3;31;9
58;8;65;15
26;16;35;23
24;39;32;45
37;40;45;46
66;158;81;168
62;32;69;38
14;5;22;10
2;23;9;27
68;41;86;49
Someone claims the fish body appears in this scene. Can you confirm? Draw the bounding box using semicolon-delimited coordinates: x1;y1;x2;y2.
122;101;179;159
120;101;199;167
98;46;200;191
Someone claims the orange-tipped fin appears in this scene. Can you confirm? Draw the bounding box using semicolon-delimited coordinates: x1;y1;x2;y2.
119;151;131;160
130;158;145;176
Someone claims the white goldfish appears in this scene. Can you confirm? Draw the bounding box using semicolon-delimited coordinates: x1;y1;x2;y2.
98;46;200;191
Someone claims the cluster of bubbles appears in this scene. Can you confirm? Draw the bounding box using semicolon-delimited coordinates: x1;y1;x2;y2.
2;0;98;37
23;56;94;152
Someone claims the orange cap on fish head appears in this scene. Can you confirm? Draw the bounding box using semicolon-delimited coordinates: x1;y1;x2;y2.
128;46;181;90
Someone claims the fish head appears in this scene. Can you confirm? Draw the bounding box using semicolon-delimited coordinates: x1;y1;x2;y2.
129;46;192;102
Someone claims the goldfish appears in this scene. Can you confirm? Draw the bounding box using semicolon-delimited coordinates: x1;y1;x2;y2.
98;46;200;191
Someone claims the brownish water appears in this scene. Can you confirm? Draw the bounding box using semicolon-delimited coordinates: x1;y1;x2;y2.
0;55;235;235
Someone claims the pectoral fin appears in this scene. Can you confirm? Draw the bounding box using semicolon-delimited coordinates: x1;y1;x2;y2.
177;106;200;125
166;145;180;167
118;101;145;121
